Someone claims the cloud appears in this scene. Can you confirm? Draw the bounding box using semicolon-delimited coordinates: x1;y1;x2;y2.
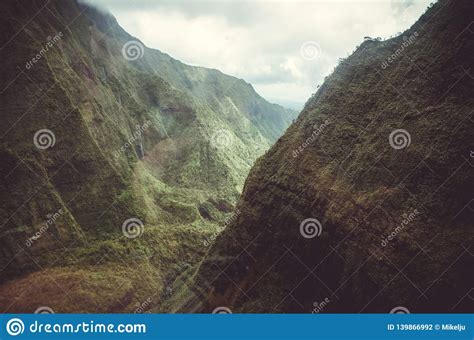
83;0;432;103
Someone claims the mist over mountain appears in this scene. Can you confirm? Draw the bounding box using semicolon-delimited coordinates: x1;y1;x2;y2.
266;98;305;112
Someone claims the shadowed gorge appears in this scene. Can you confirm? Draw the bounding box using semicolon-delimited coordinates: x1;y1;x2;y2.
0;0;295;312
182;0;473;313
0;0;472;316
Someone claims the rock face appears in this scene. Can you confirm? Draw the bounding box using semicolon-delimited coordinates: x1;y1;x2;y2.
184;0;473;313
0;0;295;312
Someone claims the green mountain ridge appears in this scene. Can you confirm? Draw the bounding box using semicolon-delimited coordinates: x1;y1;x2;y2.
181;0;473;313
0;0;295;312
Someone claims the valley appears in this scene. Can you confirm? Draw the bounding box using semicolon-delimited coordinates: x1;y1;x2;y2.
0;0;295;313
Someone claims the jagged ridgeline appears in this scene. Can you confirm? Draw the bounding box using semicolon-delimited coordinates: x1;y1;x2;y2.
0;0;295;312
183;0;473;313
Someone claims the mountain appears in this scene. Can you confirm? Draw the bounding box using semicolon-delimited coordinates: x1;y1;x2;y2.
266;98;305;112
180;0;473;313
0;0;295;312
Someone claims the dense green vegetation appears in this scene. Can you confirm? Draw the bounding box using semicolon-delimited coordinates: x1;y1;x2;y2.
185;0;473;313
0;0;295;312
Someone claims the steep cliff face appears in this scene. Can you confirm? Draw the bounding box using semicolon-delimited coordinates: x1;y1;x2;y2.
0;0;295;312
184;0;473;313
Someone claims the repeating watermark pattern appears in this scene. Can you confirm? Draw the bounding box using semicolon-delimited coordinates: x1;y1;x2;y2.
134;297;152;314
210;129;233;149
25;209;64;247
34;306;55;314
203;209;241;247
25;32;63;70
371;247;384;261
299;218;323;239
389;129;411;150
300;41;321;61
292;120;330;158
6;318;25;336
122;40;145;61
114;121;151;158
381;31;418;69
122;218;144;239
312;297;330;313
381;209;420;247
165;285;173;298
212;306;232;314
33;129;56;150
203;231;220;247
390;306;410;314
203;231;219;247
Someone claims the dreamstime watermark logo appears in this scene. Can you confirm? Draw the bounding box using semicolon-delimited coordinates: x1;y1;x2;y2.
389;129;411;150
212;306;232;314
34;306;55;314
293;120;330;158
26;209;64;247
312;297;330;313
390;306;410;314
122;218;144;238
381;208;420;247
381;32;418;70
300;41;321;61
134;297;152;314
114;121;151;158
210;129;233;149
6;320;146;335
122;40;145;61
6;318;25;336
203;231;220;247
299;218;323;239
33;129;56;150
25;32;63;70
203;209;241;247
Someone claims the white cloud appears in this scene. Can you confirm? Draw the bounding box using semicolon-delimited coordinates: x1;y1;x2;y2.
84;0;432;104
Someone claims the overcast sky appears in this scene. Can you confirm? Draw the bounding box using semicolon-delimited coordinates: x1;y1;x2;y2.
84;0;432;106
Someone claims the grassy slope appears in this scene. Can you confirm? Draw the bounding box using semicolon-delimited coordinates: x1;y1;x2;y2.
0;0;295;312
183;0;473;313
